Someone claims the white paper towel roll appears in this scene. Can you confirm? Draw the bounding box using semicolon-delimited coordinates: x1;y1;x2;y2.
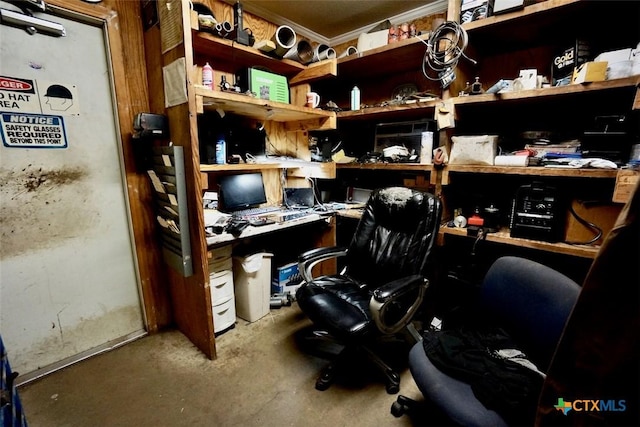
494;155;529;167
420;131;433;164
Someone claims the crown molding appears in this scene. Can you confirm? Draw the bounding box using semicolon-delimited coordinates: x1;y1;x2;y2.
234;0;448;47
330;0;448;46
236;1;331;45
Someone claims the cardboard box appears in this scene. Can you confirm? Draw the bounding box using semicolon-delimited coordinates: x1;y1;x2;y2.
271;262;303;296
613;170;640;204
572;61;607;84
357;29;388;53
460;0;493;24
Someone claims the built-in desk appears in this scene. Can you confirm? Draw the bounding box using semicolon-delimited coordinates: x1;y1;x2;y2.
205;213;331;246
336;209;364;220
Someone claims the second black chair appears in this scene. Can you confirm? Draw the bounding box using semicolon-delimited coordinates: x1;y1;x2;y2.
296;187;442;393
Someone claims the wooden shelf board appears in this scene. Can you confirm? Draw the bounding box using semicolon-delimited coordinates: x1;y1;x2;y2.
462;1;639;53
192;31;336;86
333;78;638;120
206;214;327;246
337;163;432;171
444;165;618;179
199;163;283;172
463;0;582;32
192;30;305;76
337;36;429;79
452;77;640;106
440;226;600;259
195;87;336;124
200;161;335;179
338;100;438;120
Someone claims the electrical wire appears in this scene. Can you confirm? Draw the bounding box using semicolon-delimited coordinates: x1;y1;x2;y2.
417;21;476;84
307;177;326;209
565;203;603;245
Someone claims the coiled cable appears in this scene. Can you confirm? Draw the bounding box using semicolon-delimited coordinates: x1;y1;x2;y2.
418;21;476;86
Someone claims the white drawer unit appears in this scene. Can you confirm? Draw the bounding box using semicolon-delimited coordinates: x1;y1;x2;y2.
209;269;234;305
212;296;236;334
208;244;236;334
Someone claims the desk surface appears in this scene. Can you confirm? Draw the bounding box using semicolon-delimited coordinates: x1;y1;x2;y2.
336;209;363;220
206;213;330;246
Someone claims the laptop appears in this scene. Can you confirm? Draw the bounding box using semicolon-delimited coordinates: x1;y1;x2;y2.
284;187;315;209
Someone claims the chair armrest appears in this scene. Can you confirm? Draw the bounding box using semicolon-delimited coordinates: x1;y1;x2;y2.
370;276;429;334
298;246;348;282
373;275;426;303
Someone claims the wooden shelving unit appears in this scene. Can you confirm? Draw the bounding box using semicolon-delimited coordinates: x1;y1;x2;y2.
194;87;336;130
328;0;639;265
442;165;620;184
337;163;432;172
192;30;305;76
440;226;600;259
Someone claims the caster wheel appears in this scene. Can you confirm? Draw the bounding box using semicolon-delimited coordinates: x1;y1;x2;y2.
315;378;330;391
386;381;400;394
391;401;407;417
315;367;334;391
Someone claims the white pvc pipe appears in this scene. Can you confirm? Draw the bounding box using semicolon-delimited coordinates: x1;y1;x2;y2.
338;45;358;58
312;43;336;62
271;25;297;58
283;40;314;64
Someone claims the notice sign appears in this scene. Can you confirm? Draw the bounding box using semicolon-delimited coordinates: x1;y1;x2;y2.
0;112;68;148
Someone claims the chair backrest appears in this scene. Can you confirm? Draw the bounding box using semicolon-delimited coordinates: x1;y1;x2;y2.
344;187;442;288
480;256;580;369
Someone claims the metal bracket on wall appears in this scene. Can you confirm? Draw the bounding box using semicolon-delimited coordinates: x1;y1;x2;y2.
0;0;66;36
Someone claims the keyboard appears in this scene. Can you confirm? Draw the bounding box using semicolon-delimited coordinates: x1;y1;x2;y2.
231;206;283;218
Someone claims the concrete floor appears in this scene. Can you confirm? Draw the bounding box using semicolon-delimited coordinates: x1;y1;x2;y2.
18;304;437;427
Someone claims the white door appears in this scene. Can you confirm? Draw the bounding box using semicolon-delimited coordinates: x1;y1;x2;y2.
0;4;146;382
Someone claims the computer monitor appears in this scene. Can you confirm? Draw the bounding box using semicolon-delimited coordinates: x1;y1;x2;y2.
218;172;267;212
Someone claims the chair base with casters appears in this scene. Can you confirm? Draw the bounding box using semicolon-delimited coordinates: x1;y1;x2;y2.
299;321;424;394
391;256;580;425
295;187;442;394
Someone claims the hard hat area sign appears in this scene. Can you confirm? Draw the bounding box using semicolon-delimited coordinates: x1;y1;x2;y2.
1;112;68;148
0;75;75;149
0;75;79;115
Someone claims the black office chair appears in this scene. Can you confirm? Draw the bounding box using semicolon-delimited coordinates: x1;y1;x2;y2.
295;187;442;393
392;256;581;426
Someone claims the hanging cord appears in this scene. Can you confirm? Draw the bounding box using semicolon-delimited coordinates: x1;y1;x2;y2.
307;177;326;209
565;203;603;245
417;21;476;84
280;168;290;208
470;227;486;258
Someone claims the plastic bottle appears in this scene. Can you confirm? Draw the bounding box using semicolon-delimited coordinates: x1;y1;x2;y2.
202;62;213;89
350;86;360;111
215;135;226;164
